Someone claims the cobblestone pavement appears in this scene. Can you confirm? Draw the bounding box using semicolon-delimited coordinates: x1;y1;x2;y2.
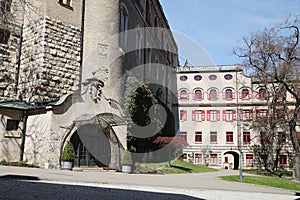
0;166;298;200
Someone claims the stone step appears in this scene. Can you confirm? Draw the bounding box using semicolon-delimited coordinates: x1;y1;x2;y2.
72;167;117;172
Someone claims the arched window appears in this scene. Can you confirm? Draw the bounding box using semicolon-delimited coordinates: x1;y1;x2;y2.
179;90;189;100
193;90;203;100
257;88;266;99
240;88;251;99
161;32;164;50
120;4;128;42
208;89;218;101
135;27;142;59
224;89;234;100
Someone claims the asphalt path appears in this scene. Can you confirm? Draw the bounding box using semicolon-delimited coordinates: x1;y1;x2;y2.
0;166;298;200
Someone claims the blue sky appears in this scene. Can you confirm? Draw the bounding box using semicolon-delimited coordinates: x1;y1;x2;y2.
159;0;300;66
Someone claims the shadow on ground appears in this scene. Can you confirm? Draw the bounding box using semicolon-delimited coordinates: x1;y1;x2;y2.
0;175;204;200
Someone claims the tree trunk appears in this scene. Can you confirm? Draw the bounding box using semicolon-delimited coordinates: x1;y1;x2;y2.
294;153;300;181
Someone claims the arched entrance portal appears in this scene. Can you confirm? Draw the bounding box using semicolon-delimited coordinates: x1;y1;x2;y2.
224;151;239;170
70;124;111;168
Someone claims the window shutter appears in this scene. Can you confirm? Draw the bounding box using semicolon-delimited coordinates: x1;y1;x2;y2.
223;92;226;100
232;91;236;99
266;109;269;118
256;93;259;99
208;92;211;100
250;109;253;120
186;92;189;100
256;109;260;118
248;92;252;99
207;110;211;121
201;110;205;121
184;110;187;120
216;110;220;121
233;110;236;120
192;110;195;121
223;110;226;121
192;93;195;100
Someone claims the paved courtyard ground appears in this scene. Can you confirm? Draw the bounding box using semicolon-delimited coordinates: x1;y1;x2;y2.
0;166;298;199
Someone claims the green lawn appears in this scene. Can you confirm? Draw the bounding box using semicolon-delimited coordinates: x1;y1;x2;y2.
243;169;292;177
220;175;300;191
135;159;217;174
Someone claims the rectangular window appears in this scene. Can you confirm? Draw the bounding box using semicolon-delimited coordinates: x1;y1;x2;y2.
210;154;218;165
226;132;233;143
207;110;220;121
192;110;205;121
240;109;253;121
195;153;202;164
180;132;187;144
182;153;187;160
6;119;19;131
256;109;269;119
195;131;202;143
0;28;10;45
279;155;287;166
276;109;286;120
260;132;268;145
180;110;187;121
243;132;251;144
223;110;236;121
246;154;253;166
278;132;286;144
210;131;217;143
224;157;228;163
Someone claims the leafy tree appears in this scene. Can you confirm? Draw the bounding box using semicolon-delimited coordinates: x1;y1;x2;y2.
123;76;176;162
234;15;300;179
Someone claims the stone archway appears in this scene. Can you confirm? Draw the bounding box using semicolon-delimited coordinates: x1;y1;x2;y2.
71;124;111;168
224;151;239;170
61;113;126;170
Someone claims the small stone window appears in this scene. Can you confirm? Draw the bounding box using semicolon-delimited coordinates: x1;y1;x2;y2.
209;75;217;81
1;0;12;13
0;28;10;45
58;0;73;9
6;119;19;131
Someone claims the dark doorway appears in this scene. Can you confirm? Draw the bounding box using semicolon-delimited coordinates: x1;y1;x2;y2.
70;124;111;168
224;151;239;170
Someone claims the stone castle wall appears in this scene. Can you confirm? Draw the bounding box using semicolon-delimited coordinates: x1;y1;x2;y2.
18;17;81;102
0;25;20;100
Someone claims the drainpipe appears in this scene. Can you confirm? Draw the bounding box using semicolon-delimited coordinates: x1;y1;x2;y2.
15;23;24;95
19;110;28;162
78;0;86;93
236;70;243;181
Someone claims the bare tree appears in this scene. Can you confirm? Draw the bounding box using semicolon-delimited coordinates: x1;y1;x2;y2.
235;15;300;179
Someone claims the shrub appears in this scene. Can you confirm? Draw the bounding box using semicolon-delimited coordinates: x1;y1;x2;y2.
61;141;76;161
121;150;133;166
0;159;8;166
